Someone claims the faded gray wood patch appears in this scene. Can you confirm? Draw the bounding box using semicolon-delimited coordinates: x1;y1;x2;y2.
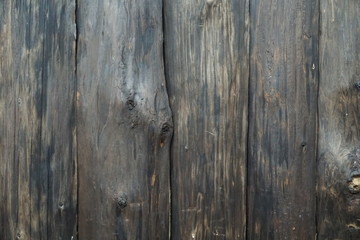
76;0;172;239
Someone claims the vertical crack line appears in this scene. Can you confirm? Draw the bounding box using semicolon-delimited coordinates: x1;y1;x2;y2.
74;0;80;238
161;1;173;239
246;0;251;239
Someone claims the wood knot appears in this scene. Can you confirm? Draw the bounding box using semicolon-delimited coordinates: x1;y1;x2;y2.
161;123;171;134
58;202;65;210
354;82;360;91
160;123;173;148
348;172;360;194
126;99;136;110
116;194;128;209
347;223;360;231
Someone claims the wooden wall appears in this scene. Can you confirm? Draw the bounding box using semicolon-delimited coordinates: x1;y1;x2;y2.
0;0;359;239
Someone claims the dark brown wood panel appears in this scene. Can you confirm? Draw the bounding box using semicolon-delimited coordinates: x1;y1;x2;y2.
0;0;77;239
164;0;249;239
76;0;172;239
247;0;319;239
317;0;360;239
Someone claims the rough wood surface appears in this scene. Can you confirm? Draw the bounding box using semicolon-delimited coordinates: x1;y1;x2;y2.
2;0;360;239
0;0;77;239
247;0;319;239
317;0;360;239
76;0;172;239
164;0;249;239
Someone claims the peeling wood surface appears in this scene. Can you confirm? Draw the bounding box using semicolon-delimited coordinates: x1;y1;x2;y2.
317;0;360;239
164;0;249;239
0;0;77;239
76;0;172;239
247;0;319;239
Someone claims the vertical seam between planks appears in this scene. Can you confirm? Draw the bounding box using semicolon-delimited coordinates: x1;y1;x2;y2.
74;0;79;238
28;0;33;238
28;0;32;238
161;0;173;239
40;0;48;238
315;0;321;239
246;0;251;239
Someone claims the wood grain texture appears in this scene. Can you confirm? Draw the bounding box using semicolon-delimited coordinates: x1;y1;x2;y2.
164;0;249;239
247;0;319;239
0;0;77;239
317;0;360;239
76;0;172;239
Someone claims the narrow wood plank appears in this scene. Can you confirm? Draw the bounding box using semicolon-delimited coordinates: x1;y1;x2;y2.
76;0;172;239
0;0;77;239
0;1;38;238
164;0;249;239
317;0;360;239
247;0;319;239
40;1;78;238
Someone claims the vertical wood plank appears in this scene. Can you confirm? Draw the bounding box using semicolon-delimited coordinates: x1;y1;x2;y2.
0;0;77;239
76;0;172;239
317;0;360;239
247;0;319;239
164;0;249;239
40;1;78;238
0;1;39;238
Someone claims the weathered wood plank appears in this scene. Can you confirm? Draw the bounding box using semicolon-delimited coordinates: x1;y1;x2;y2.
0;2;38;238
247;0;319;239
164;0;249;239
0;0;77;239
76;0;172;239
317;0;360;239
40;1;78;238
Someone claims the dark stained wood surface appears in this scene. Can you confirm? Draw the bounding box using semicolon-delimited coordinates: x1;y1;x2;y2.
164;0;249;239
247;0;319;239
76;0;172;239
0;0;77;239
1;0;360;239
317;0;360;239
